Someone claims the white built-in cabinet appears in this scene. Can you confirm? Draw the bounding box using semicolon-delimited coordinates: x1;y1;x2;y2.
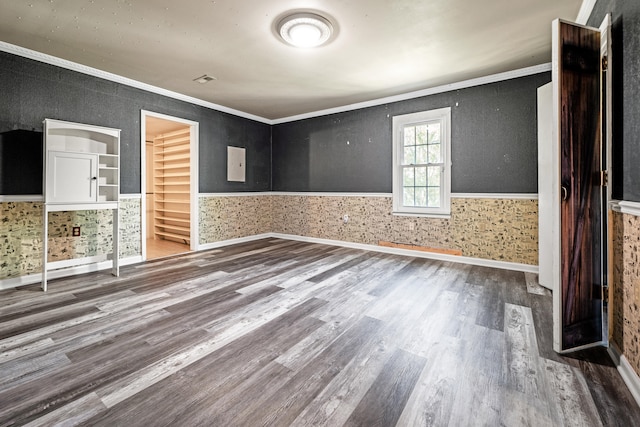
42;119;121;291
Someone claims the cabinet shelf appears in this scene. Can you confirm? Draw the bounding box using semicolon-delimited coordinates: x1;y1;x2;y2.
155;208;190;215
155;216;190;223
154;231;191;242
155;199;190;204
155;223;190;232
157;135;189;147
154;156;190;163
154;182;190;186
156;146;189;155
154;165;189;171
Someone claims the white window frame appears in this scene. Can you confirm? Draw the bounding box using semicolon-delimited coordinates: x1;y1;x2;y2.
392;107;451;217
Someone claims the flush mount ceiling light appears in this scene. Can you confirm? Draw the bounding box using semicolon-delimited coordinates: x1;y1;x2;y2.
277;12;334;48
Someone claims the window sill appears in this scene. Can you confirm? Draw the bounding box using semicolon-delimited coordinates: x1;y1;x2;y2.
392;211;451;219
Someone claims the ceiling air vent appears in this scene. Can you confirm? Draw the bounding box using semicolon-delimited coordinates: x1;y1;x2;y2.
193;74;216;84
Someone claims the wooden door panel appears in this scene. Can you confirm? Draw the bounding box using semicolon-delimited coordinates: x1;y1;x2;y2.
557;20;603;350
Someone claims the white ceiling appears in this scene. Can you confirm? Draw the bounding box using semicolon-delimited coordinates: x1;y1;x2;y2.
0;0;584;121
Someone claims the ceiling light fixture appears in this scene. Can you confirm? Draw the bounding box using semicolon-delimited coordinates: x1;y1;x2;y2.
277;12;334;48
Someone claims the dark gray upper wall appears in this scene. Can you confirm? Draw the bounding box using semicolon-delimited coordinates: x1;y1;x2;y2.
273;73;550;193
589;0;640;202
0;51;271;194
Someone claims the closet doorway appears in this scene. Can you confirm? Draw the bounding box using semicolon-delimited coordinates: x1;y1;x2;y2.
141;111;199;260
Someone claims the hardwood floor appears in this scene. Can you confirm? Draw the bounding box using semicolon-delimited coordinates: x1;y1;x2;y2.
1;238;638;426
146;238;190;260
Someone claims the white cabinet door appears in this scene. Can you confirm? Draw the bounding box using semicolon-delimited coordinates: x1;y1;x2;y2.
47;151;97;203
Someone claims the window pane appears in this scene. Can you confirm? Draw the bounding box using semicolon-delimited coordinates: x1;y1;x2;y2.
427;166;441;186
404;126;415;146
404;147;416;165
428;187;440;207
416;145;428;164
403;168;415;186
427;123;441;144
393;107;450;215
403;187;415;206
415;167;427;186
415;187;427;207
416;125;428;145
428;144;441;163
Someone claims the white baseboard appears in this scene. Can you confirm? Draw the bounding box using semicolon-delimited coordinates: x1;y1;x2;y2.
608;343;640;407
47;255;109;270
0;255;143;290
120;255;143;266
0;232;537;290
197;233;274;251
269;233;539;273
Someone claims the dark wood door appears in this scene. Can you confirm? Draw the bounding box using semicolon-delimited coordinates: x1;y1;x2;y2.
556;20;604;351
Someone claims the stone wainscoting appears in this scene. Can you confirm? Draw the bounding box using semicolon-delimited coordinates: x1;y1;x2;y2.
199;195;273;245
0;202;43;279
270;195;538;265
0;198;141;280
1;194;537;281
612;210;640;380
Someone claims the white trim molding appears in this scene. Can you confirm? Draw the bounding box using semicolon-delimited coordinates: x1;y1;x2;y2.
200;192;273;198
618;201;640;217
0;40;551;126
271;192;392;198
198;192;539;200
120;194;142;200
608;343;640;407
0;195;44;202
0;41;270;125
47;255;108;271
273;64;551;124
576;0;597;25
451;193;538;200
610;200;622;212
270;233;539;274
1;230;538;290
198;233;274;251
0;255;142;291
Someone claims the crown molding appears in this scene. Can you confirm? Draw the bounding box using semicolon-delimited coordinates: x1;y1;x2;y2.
0;41;272;125
272;63;552;124
576;0;597;25
1;41;552;126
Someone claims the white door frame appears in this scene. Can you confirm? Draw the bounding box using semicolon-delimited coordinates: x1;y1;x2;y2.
140;110;199;260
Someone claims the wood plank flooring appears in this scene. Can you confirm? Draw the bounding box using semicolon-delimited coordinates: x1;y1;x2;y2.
146;238;190;260
1;238;638;426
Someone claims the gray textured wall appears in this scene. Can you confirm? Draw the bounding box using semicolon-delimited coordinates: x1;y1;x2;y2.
589;0;640;202
273;73;550;193
0;51;271;194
